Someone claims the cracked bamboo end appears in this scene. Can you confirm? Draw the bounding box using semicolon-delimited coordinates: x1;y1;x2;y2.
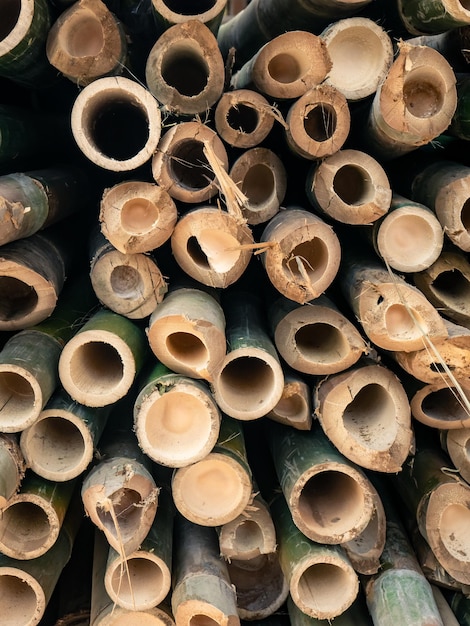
266;379;312;431
214;89;275;148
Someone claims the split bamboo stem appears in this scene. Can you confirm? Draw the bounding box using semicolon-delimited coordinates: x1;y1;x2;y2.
133;361;221;467
151;0;227;35
409;379;470;429
172;416;252;526
71;76;162;172
320;17;393;101
20;388;112;482
146;286;226;382
171;514;240;626
211;290;284;420
145;20;225;117
267;420;376;545
270;491;359;620
260;207;341;304
442;427;470;485
314;359;413;472
46;0;128;87
306;148;392;225
266;368;313;431
230;30;332;100
58;307;148;407
268;293;367;375
0;471;76;560
398;0;470;35
99;180;177;255
0;434;25;507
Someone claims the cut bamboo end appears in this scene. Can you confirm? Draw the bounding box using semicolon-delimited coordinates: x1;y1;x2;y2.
266;376;312;431
321;17;393;101
410;380;470;429
94;606;175;626
172;452;252;526
99;181;177;255
315;363;413;473
170;206;253;288
146;287;226;381
214;89;276;149
173;595;239;626
0;0;35;54
0;565;45;625
0;363;46;432
134;376;221;468
307;148;392;225
71;76;162;172
152;121;228;204
285;84;351;160
260;207;341;304
229;147;287;225
0;434;25;508
145;20;225;116
151;0;227;32
444;428;470;485
46;0;127;86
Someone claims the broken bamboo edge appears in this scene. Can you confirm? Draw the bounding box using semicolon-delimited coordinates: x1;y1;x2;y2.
268;293;367;376
20;388;112;482
211;290;284;420
231;30;332;100
260;206;341;304
172;416;252;526
270;491;359;620
285;84;351;160
71;76;162;172
398;0;470;35
146;286;226;381
133;361;221;467
214;89;275;149
171;514;240;626
46;0;128;87
371;193;444;272
320;17;393;101
58;307;148;407
0;434;25;507
267;420;376;545
171;206;254;288
314;360;414;473
409;379;470;429
89;229;168;320
0;471;76;560
306;148;392;225
442;427;470;485
99;179;177;255
265;367;312;431
151;0;227;35
145;20;225;117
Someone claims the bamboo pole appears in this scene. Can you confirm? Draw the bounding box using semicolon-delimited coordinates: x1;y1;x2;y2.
46;0;128;87
20;388;112;482
172;416;252;526
99;180;177;255
265;367;313;431
259;207;341;304
0;433;25;507
145;20;225;117
146;286;226;381
70;76;162;172
306;148;392;225
133;361;221;467
442;427;470;484
432;585;460;626
449;74;470;140
398;0;470;35
409;379;470;429
151;0;227;35
287;593;373;625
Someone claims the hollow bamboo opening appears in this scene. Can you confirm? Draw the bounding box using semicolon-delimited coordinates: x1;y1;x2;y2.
120;198;159;233
0;277;38;321
282;239;330;284
97;488;143;545
226;104;259;134
161;46;209;96
268;53;305;84
0;572;40;626
403;69;445;119
168;140;214;190
234;520;264;553
68;341;124;396
275;392;306;420
440;503;470;561
0;371;35;429
165;333;208;369
61;13;104;58
420;387;470;425
160;0;216;14
0;0;21;41
332;164;374;205
297;562;354;616
384;303;426;340
241;163;275;205
0;501;52;557
186;231;241;273
189;616;218;626
295;323;349;364
461;198;470;231
304;104;337;142
217;356;275;411
432;270;470;306
109;556;166;609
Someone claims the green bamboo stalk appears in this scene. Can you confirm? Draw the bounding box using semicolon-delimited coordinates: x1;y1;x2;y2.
0;433;25;507
287;593;373;625
398;0;470;35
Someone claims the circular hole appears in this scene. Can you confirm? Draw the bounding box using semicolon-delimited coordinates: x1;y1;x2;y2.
121;197;159;233
333;165;374;205
189;616;219;626
111;557;164;606
169;140;214;189
0;502;51;554
241;163;275;206
268;53;301;83
0;277;38;321
26;417;86;474
227;103;259;134
69;342;124;395
63;15;104;57
384;303;426;339
91;101;149;161
110;265;143;298
283;240;329;284
0;372;35;426
235;519;264;552
0;575;38;626
440;503;470;561
162;0;215;15
97;488;142;543
295;323;349;364
161;49;209;97
218;356;275;411
461;198;470;231
0;0;21;40
304;104;337;142
421;387;470;424
166;332;208;367
298;563;352;614
403;73;444;118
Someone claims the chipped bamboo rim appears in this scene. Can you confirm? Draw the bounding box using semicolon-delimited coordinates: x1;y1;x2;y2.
410;380;470;429
214;89;275;148
266;375;312;431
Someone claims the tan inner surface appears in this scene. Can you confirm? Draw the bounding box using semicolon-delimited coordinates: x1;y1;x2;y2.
421;387;470;424
268;53;305;84
440;503;470;561
282;239;329;285
403;70;445;119
0;371;35;427
68;341;124;395
110;556;165;607
234;519;264;553
97;488;143;544
384;303;427;340
275;392;306;419
0;573;39;626
241;163;275;206
217;356;275;410
61;13;104;58
165;332;209;369
295;322;349;364
298;562;353;615
121;198;160;233
0;501;51;555
190;229;241;274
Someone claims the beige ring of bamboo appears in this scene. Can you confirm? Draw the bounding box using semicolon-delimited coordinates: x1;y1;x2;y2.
0;0;34;56
0;566;45;626
71;76;162;172
266;377;312;431
444;428;470;484
94;606;175;626
0;364;45;432
410;380;470;429
151;0;227;28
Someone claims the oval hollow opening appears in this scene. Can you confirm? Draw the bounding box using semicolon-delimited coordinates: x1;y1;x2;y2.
0;502;51;554
268;53;302;84
242;163;275;206
421;387;470;424
121;197;159;233
343;383;398;451
169;140;214;189
384;303;426;340
235;519;264;553
162;0;215;15
298;562;352;614
111;556;164;606
333;164;374;205
90;100;149;161
461;198;470;231
227;103;259;134
0;0;21;40
432;270;470;307
166;332;208;368
275;392;305;419
69;341;124;395
295;322;349;364
218;356;275;411
440;503;470;561
0;277;38;321
189;616;219;626
63;14;104;58
187;230;240;274
383;214;435;260
297;470;365;537
161;48;209;97
304;104;337;142
283;239;330;285
26;417;86;474
110;265;143;299
403;71;444;118
0;575;38;626
0;372;35;426
97;488;142;543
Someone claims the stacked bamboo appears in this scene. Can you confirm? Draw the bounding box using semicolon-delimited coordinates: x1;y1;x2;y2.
2;0;470;624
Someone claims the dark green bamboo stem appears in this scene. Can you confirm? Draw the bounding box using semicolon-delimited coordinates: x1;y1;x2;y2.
398;0;470;35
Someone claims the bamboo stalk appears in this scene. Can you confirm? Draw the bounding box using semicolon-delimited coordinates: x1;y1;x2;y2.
99;180;177;255
172;416;252;526
266;368;313;431
70;76;162;172
287;593;373;625
449;74;470;140
146;286;226;381
442;427;470;484
259;206;341;304
431;585;460;626
145;20;225;117
398;0;470;35
409;379;470;429
151;0;227;35
0;433;25;507
306;148;392;225
133;361;221;467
